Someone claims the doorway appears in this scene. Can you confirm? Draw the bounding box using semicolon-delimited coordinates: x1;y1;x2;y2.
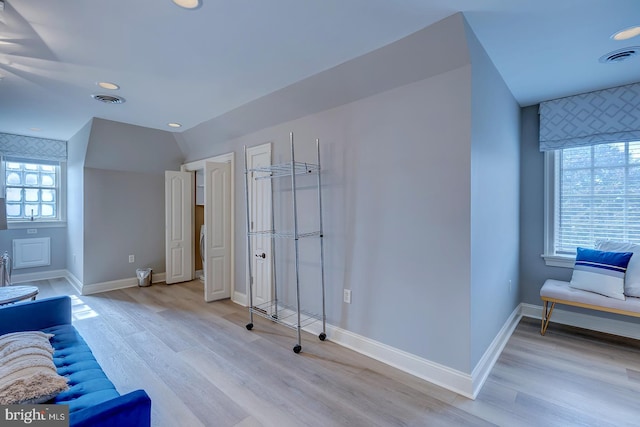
178;152;235;302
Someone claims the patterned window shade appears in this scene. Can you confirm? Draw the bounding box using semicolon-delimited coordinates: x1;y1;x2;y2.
539;82;640;152
0;133;67;161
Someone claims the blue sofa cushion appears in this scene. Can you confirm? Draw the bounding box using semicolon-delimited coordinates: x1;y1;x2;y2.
0;296;151;427
44;325;120;414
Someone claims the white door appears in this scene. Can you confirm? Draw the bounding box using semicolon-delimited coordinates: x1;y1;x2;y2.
204;161;231;302
165;171;193;284
246;143;273;307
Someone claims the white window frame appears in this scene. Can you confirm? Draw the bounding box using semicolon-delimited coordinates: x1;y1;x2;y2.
2;159;66;229
543;144;640;268
542;151;574;267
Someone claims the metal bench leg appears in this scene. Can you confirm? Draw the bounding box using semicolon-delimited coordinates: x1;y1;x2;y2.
541;300;555;336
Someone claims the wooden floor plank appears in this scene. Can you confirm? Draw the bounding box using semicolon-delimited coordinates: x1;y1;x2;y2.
18;279;640;426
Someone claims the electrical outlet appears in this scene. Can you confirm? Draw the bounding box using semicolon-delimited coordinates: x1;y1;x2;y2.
128;255;135;263
26;229;37;234
343;289;352;304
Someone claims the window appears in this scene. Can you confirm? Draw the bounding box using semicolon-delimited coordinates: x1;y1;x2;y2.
3;159;61;222
544;141;640;267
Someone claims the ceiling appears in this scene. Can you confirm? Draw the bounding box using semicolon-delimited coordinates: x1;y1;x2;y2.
0;0;638;141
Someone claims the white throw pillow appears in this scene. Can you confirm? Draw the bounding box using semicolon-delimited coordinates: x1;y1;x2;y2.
569;247;633;300
596;240;640;298
0;331;68;405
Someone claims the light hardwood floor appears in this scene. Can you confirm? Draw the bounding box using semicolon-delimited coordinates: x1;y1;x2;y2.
26;278;640;426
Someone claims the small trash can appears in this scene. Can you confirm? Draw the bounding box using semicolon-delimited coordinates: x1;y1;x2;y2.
136;268;152;287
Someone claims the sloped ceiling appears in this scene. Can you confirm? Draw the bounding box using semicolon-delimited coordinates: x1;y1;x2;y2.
0;0;638;141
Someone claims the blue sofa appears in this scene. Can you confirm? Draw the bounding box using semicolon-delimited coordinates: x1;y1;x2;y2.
0;296;151;427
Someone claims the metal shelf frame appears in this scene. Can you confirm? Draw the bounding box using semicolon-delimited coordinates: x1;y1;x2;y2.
243;132;327;353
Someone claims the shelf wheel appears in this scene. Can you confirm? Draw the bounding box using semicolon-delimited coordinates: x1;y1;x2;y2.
319;332;326;341
293;344;302;354
246;323;253;331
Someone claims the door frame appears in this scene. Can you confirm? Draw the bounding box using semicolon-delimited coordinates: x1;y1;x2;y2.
182;152;236;303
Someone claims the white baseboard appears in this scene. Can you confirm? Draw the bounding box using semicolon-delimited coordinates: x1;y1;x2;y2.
10;268;168;296
471;305;522;398
82;271;167;295
65;271;83;295
81;277;139;295
11;269;68;284
521;302;640;341
152;272;166;284
232;290;248;306
232;293;526;399
315;322;475;399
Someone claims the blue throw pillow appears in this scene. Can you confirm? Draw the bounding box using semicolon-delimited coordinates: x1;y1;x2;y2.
569;247;633;300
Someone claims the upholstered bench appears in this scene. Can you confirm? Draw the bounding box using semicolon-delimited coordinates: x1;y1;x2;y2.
540;279;640;335
0;296;151;427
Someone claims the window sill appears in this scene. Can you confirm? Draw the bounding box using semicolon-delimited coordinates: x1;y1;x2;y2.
541;254;575;268
8;221;66;229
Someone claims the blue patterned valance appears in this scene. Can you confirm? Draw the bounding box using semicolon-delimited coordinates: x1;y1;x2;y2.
539;82;640;151
0;133;67;161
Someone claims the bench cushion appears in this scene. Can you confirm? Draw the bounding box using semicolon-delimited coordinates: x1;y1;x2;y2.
541;279;640;315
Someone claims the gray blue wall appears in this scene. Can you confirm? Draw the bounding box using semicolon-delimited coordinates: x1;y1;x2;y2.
83;168;166;284
180;67;475;373
519;106;572;304
176;13;521;374
66;119;92;282
0;227;67;275
81;118;183;285
466;21;521;368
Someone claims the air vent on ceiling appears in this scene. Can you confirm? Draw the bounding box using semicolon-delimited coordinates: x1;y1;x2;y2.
599;47;639;63
92;94;126;104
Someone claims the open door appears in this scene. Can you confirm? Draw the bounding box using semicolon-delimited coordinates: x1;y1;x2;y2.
165;171;193;284
204;161;232;301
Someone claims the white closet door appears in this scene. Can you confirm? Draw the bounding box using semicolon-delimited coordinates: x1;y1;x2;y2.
165;171;193;284
204;161;231;301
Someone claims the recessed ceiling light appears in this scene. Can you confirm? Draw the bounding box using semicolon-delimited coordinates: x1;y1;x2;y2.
612;26;640;41
97;82;120;90
172;0;201;9
29;128;41;132
168;123;182;128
